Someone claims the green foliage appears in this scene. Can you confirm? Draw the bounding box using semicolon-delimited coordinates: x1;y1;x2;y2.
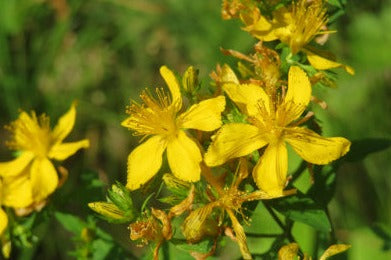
270;193;332;233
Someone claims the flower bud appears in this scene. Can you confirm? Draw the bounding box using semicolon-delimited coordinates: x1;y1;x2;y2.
182;66;199;94
107;182;134;212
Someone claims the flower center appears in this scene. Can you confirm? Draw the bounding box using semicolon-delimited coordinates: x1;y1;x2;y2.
6;112;52;157
288;0;327;54
125;88;179;138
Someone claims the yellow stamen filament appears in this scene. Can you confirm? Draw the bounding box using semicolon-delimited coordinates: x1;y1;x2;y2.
289;0;328;54
125;88;178;138
6;112;52;157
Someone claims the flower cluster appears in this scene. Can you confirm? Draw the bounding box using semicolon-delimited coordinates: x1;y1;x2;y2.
0;0;355;259
90;0;353;258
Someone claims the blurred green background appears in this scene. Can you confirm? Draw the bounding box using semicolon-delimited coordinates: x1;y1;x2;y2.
0;0;390;259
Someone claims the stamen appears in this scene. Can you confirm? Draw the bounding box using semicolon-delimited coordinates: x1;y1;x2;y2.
5;111;52;156
290;0;328;54
124;88;178;137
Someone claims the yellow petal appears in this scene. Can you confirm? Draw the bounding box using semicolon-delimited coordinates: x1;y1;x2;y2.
253;142;288;196
160;66;182;109
320;244;351;260
52;102;77;143
2;172;34;208
240;9;277;42
204;123;267;167
285;66;311;108
166;131;201;182
304;49;355;75
0;208;7;235
30;158;59;202
126;135;167;190
278;243;299;260
178;96;225;131
0;152;34;177
223;83;270;116
48;139;90;160
285;127;351;165
279;66;311;125
221;64;239;84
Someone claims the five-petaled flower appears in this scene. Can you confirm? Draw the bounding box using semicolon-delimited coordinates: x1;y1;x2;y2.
205;66;351;195
122;66;225;190
0;103;89;208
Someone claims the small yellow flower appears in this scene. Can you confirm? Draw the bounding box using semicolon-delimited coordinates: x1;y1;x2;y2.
241;0;354;74
205;66;350;195
0;103;89;207
122;66;225;190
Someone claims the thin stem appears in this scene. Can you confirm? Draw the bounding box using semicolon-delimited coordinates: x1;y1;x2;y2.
325;206;337;243
290;160;307;183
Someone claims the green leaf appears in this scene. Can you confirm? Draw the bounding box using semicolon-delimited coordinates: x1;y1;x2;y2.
372;223;391;251
345;138;391;162
270;193;331;232
307;165;337;207
55;212;85;235
171;238;214;254
92;239;114;260
327;0;343;8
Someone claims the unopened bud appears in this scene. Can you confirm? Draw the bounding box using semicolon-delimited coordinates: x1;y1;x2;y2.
182;66;199;94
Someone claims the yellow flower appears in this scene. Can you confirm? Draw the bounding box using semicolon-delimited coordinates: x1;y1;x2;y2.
205;66;350;195
0;103;89;207
122;66;225;190
241;0;354;74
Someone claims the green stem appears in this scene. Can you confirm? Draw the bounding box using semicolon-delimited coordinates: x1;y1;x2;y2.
290;160;307;183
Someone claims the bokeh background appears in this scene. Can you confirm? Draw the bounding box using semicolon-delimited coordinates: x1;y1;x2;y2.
0;0;390;259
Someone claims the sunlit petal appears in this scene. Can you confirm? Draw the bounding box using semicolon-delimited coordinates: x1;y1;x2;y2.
285;127;351;165
160;66;182;110
0;208;7;235
204;123;267;167
48;139;90;160
126;135;167;190
52;102;77;143
220;64;239;84
178;96;225;131
2;171;33;208
253;142;288;196
223;83;270;116
31;158;59;202
0;152;34;177
279;66;311;123
167;131;202;182
304;49;355;75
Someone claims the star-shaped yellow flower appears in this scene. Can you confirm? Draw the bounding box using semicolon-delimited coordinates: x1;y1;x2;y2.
0;103;89;207
205;66;350;195
240;0;354;74
122;66;225;190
